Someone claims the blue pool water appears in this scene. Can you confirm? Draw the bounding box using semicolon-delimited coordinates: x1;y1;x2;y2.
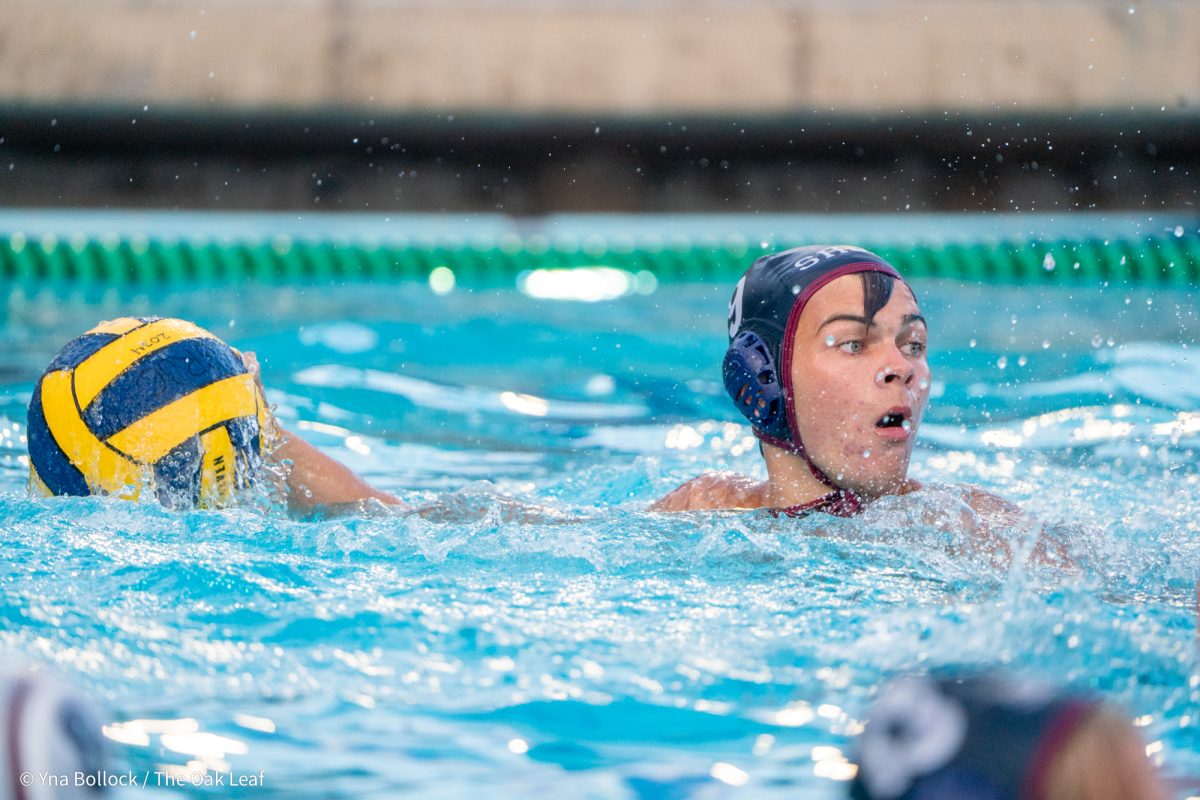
1;276;1198;798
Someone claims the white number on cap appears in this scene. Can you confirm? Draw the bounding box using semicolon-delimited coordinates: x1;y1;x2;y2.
728;276;747;337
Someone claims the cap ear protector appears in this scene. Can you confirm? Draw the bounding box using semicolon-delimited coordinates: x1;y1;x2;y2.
722;330;789;441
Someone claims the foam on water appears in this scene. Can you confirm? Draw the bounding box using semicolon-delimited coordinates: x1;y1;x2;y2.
0;280;1197;798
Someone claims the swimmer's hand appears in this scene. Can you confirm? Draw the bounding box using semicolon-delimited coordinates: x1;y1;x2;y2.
238;349;406;514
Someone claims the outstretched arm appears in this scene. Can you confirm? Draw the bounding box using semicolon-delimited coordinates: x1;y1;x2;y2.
241;351;404;513
269;426;404;512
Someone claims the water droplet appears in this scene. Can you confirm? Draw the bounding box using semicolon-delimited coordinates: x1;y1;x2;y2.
997;356;1008;369
918;377;929;390
189;30;197;39
1092;334;1103;348
968;338;977;349
791;284;801;295
1042;253;1056;271
1120;255;1127;265
861;449;872;459
1174;225;1185;237
1128;6;1135;13
1041;340;1051;350
875;370;887;382
901;420;912;431
1017;355;1028;366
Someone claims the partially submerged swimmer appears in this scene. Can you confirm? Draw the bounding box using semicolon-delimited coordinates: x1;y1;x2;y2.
246;247;1037;546
650;246;1040;553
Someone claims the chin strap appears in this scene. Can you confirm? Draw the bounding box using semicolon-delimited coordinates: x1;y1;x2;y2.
754;431;866;518
771;488;863;519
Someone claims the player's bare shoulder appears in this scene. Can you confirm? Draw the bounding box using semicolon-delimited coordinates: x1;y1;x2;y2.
649;472;766;512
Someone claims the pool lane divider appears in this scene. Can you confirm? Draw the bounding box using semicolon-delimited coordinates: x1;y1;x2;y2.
0;230;1196;286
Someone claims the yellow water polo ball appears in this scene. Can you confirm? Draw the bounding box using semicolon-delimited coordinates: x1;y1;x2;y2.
26;316;267;508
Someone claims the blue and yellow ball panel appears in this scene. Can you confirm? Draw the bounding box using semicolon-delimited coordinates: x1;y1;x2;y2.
27;380;89;497
153;436;203;508
44;331;122;373
27;316;264;508
83;336;247;440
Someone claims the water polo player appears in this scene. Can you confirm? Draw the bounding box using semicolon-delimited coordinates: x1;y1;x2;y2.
27;316;401;513
851;673;1166;800
651;245;1027;529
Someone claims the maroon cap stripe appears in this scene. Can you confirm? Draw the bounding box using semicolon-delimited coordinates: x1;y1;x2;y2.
1021;700;1098;800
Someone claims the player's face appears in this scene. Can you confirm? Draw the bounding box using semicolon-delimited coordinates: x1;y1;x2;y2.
788;275;930;498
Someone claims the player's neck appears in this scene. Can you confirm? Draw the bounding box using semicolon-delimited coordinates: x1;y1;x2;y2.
760;445;837;509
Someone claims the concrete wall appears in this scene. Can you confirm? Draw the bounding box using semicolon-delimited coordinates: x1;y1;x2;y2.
2;0;1198;114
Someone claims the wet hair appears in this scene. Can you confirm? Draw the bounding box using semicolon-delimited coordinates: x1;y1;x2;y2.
861;271;895;330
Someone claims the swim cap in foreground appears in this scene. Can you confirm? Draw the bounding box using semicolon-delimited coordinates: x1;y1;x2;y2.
723;245;907;513
851;675;1098;800
0;671;108;799
27;316;267;509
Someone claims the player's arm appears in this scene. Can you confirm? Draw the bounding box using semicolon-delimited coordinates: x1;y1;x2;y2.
240;351;404;513
268;427;404;512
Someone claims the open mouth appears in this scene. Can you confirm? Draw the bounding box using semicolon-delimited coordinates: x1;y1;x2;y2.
875;410;909;429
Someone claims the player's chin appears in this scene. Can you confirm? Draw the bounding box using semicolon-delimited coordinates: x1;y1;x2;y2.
841;453;911;499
